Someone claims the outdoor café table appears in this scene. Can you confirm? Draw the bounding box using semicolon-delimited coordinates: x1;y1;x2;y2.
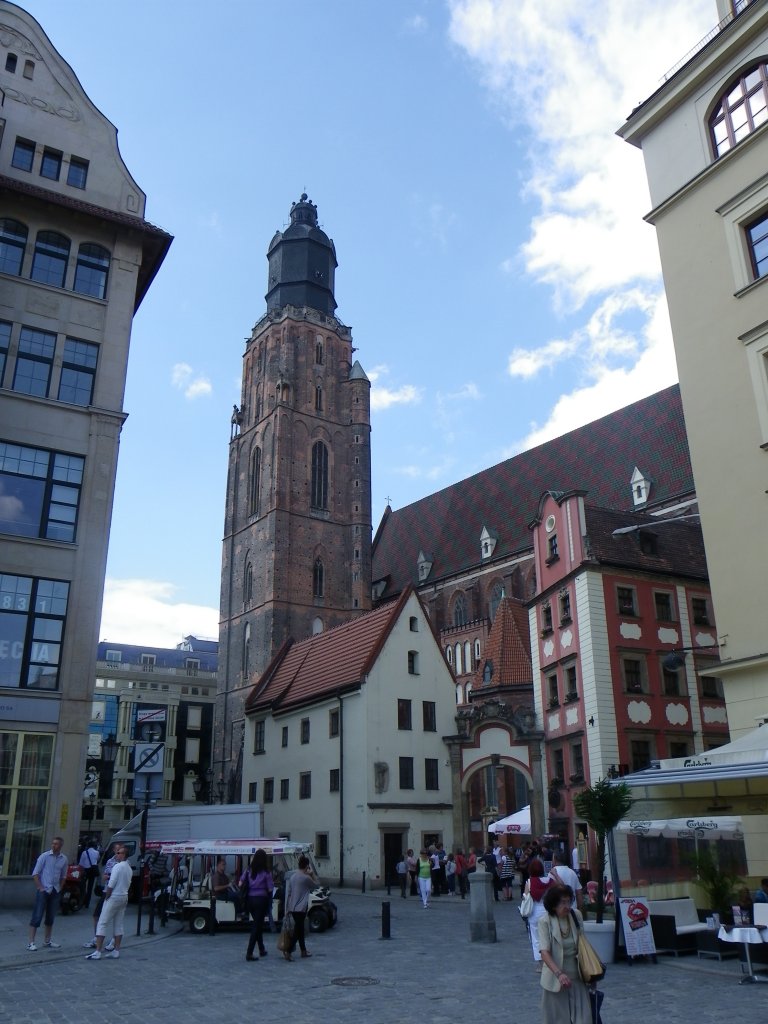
718;925;768;983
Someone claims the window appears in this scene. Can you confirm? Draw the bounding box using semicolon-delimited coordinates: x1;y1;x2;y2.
248;782;258;802
700;674;724;700
547;673;559;707
565;664;578;700
541;603;553;632
453;593;468;627
11;138;34;172
140;654;156;670
710;62;768;158
0;442;84;542
0;731;54;874
329;707;339;737
407;651;419;675
40;148;62;181
244;562;253;606
0;218;28;275
630;739;653;773
691;596;711;626
73;243;110;299
445;645;453;665
559;589;571;623
547;535;559;562
552;748;565;783
315;339;323;364
105;650;121;663
422;701;436;732
280;778;289;800
5;53;17;72
254;720;265;753
315;385;323;411
186;705;202;729
409;616;418;632
488;580;504;621
621;655;647;693
23;60;34;79
661;661;683;697
281;726;288;748
570;742;584;780
58;337;98;406
263;778;274;803
654;591;674;622
184;736;200;762
454;642;463;675
299;772;311;799
669;740;690;759
67;157;89;189
397;698;412;730
30;230;70;288
300;718;310;744
0;321;9;384
242;621;251;676
12;326;55;398
329;768;340;792
747;213;768;280
425;758;439;790
399;756;414;789
617;586;637;616
316;833;329;858
248;446;261;515
313;558;324;598
0;575;69;689
310;440;328;509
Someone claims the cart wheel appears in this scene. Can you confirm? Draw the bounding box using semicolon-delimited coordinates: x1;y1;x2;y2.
190;910;211;934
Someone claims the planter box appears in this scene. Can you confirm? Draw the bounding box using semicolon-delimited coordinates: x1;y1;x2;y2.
582;920;616;964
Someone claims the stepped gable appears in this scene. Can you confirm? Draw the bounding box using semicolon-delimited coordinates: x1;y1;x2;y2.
583;505;708;580
474;597;532;689
372;385;691;597
246;589;413;715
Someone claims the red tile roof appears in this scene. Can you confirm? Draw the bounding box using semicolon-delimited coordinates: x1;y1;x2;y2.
372;385;692;596
583;504;708;580
245;587;414;714
474;597;532;689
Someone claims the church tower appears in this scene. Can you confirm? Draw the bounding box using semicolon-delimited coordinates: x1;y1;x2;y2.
216;195;372;796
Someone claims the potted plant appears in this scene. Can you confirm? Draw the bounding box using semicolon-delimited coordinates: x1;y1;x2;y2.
573;777;633;925
689;846;741;923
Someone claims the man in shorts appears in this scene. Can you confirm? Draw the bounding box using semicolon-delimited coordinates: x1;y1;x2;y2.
28;836;68;951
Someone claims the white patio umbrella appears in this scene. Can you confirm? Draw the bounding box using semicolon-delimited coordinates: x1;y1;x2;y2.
488;805;532;835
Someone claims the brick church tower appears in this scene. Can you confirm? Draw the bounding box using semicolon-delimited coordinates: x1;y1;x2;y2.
215;195;372;796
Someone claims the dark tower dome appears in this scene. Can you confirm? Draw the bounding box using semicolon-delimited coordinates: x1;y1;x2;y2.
265;193;338;316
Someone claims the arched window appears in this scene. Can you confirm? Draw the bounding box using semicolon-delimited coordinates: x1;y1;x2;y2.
315;339;323;364
464;640;472;672
30;230;70;288
73;242;110;299
311;440;328;509
315;385;323;412
242;622;251;676
455;642;463;675
488;581;504;622
455;684;463;705
313;558;324;598
710;61;768;158
445;646;453;665
0;218;28;275
244;562;253;606
249;447;261;515
453;592;468;627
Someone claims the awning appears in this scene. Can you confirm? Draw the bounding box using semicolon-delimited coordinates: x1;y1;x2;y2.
488;805;531;835
615;815;743;840
658;725;768;771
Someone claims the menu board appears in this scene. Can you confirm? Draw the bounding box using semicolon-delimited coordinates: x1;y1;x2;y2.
618;896;657;957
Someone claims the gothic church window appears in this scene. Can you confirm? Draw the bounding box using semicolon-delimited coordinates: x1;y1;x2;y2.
249;447;261;515
315;385;323;411
315;338;323;364
488;581;504;621
311;440;328;509
453;592;468;627
242;622;251;676
313;558;324;598
245;562;253;605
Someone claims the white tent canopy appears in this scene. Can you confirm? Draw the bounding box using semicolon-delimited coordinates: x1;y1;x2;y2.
488;805;531;835
615;815;743;841
659;725;768;771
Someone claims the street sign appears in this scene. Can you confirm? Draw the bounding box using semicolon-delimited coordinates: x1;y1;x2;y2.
135;742;164;774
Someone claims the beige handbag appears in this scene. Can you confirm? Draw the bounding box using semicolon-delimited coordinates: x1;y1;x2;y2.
573;913;606;983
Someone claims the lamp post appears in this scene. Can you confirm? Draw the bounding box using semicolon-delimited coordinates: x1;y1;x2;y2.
206;767;214;805
98;734;118;831
216;775;226;805
611;513;700;536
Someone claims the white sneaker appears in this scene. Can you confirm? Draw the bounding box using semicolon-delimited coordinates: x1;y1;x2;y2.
105;950;120;959
27;942;37;951
44;940;61;948
85;950;102;960
104;940;115;952
83;938;97;948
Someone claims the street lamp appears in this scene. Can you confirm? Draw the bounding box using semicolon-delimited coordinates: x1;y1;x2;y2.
206;767;214;805
611;513;700;536
192;775;203;801
216;775;226;804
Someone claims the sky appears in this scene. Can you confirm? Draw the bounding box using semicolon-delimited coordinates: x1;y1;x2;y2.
20;0;716;647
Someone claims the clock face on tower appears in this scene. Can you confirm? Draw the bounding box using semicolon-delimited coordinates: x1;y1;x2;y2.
140;722;163;742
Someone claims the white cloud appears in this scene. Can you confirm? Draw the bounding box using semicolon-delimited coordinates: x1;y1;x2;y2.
404;14;428;33
368;364;423;410
100;578;219;649
171;362;212;400
395;453;457;481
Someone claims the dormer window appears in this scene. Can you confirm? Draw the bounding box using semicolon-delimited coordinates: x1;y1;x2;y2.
631;466;651;506
480;526;498;560
417;550;433;582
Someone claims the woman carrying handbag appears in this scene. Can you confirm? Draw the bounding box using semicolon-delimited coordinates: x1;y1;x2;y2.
538;884;593;1024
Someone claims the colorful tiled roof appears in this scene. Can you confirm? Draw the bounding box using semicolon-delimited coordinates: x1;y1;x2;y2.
474;597;532;689
372;385;692;596
583;505;708;580
245;588;414;714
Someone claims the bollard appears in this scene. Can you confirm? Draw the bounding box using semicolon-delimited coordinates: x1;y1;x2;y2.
362;871;366;893
147;894;156;936
381;900;391;940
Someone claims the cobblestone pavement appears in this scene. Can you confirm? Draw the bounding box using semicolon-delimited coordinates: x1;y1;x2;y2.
0;891;765;1022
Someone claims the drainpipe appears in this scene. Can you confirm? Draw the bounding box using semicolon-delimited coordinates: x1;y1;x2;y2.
338;693;344;888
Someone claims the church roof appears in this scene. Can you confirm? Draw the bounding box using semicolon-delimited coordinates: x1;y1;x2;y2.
474;597;532;690
245;588;415;715
372;385;692;596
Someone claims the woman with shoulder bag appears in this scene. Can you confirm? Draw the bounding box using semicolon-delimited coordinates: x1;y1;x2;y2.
527;857;554;967
240;849;272;962
538;884;592;1024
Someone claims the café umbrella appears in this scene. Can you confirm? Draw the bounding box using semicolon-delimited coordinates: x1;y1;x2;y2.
614;815;743;841
488;805;532;835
